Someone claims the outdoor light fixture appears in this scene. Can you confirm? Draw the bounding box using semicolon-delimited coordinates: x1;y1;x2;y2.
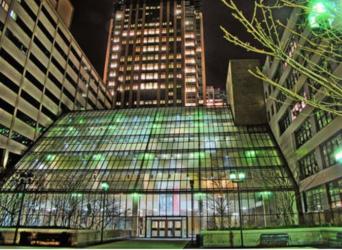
229;172;246;182
131;192;141;200
229;171;246;247
308;0;337;29
101;182;110;192
71;193;83;198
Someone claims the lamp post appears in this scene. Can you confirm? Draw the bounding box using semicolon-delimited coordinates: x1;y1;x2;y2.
189;178;194;245
13;172;33;245
229;172;245;248
100;182;109;243
259;191;272;228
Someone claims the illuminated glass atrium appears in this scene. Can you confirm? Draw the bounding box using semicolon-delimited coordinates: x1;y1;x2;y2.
0;107;298;238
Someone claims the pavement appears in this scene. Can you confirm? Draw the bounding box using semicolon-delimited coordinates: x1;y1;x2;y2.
89;239;190;249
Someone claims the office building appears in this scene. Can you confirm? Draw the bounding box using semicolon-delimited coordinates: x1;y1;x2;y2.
0;0;112;171
0;106;298;238
103;0;207;108
263;8;342;224
48;0;74;28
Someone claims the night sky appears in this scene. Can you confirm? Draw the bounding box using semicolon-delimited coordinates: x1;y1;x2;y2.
70;0;264;89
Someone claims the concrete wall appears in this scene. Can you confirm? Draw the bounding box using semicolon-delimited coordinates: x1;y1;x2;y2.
226;59;267;125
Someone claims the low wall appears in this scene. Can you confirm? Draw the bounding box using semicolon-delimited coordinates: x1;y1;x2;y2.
0;228;130;247
201;227;342;248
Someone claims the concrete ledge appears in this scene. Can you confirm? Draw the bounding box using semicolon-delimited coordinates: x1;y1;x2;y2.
0;228;130;247
201;227;342;248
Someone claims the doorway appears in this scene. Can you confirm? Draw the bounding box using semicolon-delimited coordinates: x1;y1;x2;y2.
151;219;182;238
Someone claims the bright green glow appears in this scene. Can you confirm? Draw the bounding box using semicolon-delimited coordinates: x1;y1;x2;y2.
193;152;205;159
258;191;272;199
229;173;237;180
308;0;336;29
313;2;327;13
46;154;56;161
335;148;342;163
245;150;256;158
144;153;155;160
68;127;76;132
101;182;110;192
230;172;246;182
238;172;246;180
131;192;141;200
195;192;205;200
71;193;83;198
93;154;105;161
152;124;161;129
79;118;85;124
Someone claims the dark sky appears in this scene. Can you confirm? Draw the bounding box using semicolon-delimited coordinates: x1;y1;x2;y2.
70;0;264;89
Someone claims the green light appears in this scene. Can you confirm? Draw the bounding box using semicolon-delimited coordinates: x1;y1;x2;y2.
152;123;161;129
131;192;141;200
229;173;237;180
193;152;206;159
195;192;205;200
313;2;327;13
93;154;105;161
229;172;246;182
335;149;342;163
258;191;272;199
144;153;155;160
101;182;110;192
79;118;85;124
308;0;336;29
245;150;256;158
71;193;83;198
46;154;56;161
238;172;246;180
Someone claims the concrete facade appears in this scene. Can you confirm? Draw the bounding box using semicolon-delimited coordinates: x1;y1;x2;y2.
226;59;266;125
263;9;342;216
0;0;112;171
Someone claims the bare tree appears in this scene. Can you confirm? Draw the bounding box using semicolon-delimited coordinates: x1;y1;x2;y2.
221;0;342;116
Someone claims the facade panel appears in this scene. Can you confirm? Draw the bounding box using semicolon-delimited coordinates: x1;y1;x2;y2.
0;0;112;170
263;9;342;221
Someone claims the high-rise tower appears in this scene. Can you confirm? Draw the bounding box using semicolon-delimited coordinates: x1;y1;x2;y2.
103;0;207;108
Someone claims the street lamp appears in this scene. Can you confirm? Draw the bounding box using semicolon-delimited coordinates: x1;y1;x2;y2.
13;172;33;245
258;191;272;227
188;178;194;245
229;171;246;248
100;182;109;243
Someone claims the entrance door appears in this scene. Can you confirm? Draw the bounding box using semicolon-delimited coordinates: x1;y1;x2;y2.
151;219;182;238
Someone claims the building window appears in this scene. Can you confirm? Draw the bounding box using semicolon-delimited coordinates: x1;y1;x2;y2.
321;133;342;168
278;110;291;135
0;0;9;12
298;151;319;180
294;119;312;148
315;109;335;131
305;186;326;212
329;179;342;209
275;91;286;112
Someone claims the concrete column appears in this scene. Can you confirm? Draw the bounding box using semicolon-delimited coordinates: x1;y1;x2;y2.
0;149;9;171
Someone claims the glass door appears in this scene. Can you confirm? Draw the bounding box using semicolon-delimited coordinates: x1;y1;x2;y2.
151;219;182;238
